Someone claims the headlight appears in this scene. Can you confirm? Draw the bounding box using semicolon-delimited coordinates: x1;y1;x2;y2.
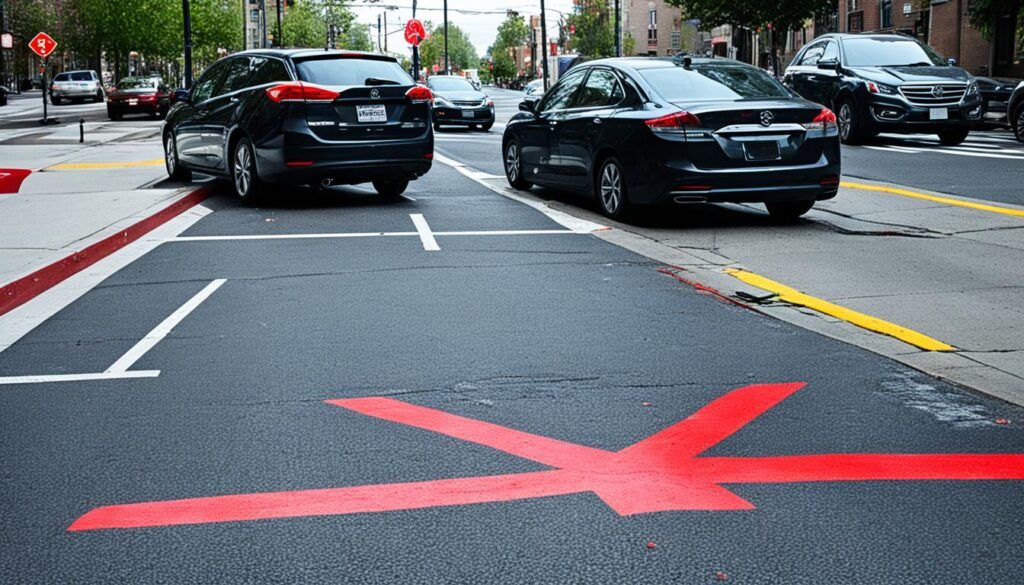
967;81;979;95
866;81;897;95
434;96;453;107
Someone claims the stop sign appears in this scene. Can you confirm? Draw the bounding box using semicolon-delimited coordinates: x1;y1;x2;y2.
405;19;426;47
28;32;57;58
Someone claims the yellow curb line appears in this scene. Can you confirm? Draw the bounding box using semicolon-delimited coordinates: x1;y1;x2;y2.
841;181;1024;218
47;159;165;170
725;268;956;352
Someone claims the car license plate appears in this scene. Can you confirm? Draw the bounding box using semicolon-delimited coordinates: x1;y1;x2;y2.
462;109;475;118
128;99;138;106
929;108;948;121
356;104;387;123
743;141;781;162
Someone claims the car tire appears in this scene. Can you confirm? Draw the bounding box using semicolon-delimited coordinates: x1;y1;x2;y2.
1015;108;1024;144
937;128;970;146
503;139;532;190
51;95;61;105
765;200;814;222
232;137;264;204
481;120;494;132
596;157;631;221
373;179;410;198
109;111;123;121
837;99;865;145
433;122;442;132
163;133;192;182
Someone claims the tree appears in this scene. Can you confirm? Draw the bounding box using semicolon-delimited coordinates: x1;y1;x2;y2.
282;0;367;50
623;31;636;56
966;0;1021;39
491;50;516;81
666;0;835;50
564;0;614;57
419;22;478;72
490;10;529;81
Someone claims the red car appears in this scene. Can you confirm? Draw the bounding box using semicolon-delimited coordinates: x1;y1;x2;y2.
107;77;172;120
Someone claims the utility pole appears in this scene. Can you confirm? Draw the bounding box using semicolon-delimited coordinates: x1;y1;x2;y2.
443;0;449;74
260;0;268;49
614;0;621;57
276;0;283;47
540;0;548;91
383;12;387;54
183;0;193;88
411;0;420;80
377;14;382;52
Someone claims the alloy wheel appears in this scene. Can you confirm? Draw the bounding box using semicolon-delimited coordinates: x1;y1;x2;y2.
1017;111;1024;143
164;135;177;175
234;144;252;197
505;143;520;183
600;162;622;214
838;103;852;141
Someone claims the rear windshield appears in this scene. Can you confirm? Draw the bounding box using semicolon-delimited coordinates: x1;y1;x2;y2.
117;78;158;89
68;72;93;81
53;73;69;81
842;37;946;67
639;64;790;101
428;77;475;91
295;58;413;87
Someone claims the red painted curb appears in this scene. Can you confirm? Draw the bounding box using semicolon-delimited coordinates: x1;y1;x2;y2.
0;169;33;194
0;187;212;318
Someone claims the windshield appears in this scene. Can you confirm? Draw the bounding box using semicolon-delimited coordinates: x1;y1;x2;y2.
429;77;475;92
117;78;158;89
640;64;791;101
69;72;93;81
842;37;946;67
295;58;413;87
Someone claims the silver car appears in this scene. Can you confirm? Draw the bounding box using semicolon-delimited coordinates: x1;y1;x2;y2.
50;70;104;104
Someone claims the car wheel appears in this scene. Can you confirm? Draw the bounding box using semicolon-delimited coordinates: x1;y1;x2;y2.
164;133;192;182
596;157;631;220
837;99;865;145
481;120;494;132
232;137;264;203
765;200;814;222
433;122;442;132
503;139;532;190
1015;109;1024;144
51;95;61;105
937;128;970;146
373;179;410;198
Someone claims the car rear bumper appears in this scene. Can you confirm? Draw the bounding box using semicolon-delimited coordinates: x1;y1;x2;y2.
256;132;434;185
631;153;841;206
107;101;161;113
51;88;100;98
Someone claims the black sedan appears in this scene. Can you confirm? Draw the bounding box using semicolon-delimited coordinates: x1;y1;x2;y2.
502;57;841;221
163;49;434;202
427;75;495;131
975;77;1019;127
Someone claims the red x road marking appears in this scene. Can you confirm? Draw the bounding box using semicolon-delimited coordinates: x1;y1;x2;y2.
69;382;1024;531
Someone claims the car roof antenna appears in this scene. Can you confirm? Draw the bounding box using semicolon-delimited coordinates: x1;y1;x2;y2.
672;52;693;69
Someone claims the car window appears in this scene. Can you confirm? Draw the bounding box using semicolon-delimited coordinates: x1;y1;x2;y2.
117;77;158;89
295;57;413;86
69;72;93;81
640;63;791;101
53;73;69;82
248;58;291;87
428;77;475;91
538;68;587;113
191;60;228;103
799;43;826;66
217;57;252;96
842;37;946;67
821;41;839;63
573;69;625;108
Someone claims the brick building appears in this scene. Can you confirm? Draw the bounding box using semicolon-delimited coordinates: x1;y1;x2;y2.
623;0;702;56
839;0;1022;77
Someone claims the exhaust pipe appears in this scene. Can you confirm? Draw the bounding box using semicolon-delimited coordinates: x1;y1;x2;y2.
672;195;708;203
320;178;334;188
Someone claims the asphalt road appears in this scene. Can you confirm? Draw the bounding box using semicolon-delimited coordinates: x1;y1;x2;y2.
3;119;1024;583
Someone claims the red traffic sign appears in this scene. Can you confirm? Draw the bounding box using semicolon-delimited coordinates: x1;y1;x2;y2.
404;19;426;47
1;32;15;50
29;32;57;58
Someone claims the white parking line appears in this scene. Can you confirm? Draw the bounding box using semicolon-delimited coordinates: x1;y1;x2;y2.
410;213;440;251
170;229;578;242
0;371;161;386
105;279;227;374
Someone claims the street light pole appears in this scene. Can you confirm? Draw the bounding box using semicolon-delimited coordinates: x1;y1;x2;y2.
260;0;268;49
443;0;449;74
276;0;283;47
614;0;621;57
540;0;548;91
183;0;193;88
411;0;420;80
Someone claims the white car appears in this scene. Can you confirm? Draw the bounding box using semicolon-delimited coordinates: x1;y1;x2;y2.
49;70;104;105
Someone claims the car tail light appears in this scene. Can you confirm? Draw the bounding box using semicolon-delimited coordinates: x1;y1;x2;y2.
406;85;433;103
820;175;840;186
645;110;701;137
285;161;315;167
265;81;340;103
802;107;837;131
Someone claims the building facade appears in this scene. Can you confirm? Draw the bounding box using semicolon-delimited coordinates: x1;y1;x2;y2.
623;0;702;56
839;0;1022;77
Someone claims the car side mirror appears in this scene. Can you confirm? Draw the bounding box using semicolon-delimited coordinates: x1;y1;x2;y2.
947;58;958;66
817;60;840;71
519;100;536;113
171;88;190;104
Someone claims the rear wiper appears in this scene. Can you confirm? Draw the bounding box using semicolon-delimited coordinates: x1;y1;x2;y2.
365;77;400;86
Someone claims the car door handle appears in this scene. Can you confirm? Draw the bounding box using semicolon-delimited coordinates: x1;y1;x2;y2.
593;118;602;124
229;96;240;104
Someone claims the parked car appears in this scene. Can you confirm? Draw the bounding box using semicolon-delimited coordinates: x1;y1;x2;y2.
49;70;104;104
0;85;8;107
783;33;982;145
503;57;841;222
974;76;1019;127
106;76;172;119
523;79;545;104
426;75;495;131
163;49;434;201
1009;81;1024;143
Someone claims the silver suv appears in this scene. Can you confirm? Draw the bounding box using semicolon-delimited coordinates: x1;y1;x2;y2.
50;70;104;104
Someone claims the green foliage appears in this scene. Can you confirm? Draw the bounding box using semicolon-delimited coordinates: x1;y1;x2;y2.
565;0;614;57
966;0;1021;39
666;0;835;46
491;49;516;81
282;0;367;50
419;22;478;72
623;31;636;56
489;10;529;81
